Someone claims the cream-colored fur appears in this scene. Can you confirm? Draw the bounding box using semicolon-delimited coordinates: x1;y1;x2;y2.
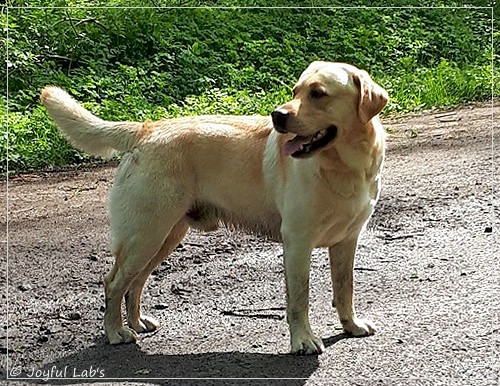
41;61;388;355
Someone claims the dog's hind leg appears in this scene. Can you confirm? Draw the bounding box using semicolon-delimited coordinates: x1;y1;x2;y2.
103;161;190;344
125;219;188;333
104;209;187;344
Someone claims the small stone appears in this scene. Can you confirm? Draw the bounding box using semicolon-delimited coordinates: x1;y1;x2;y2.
67;312;81;320
18;284;32;292
39;325;48;332
484;226;492;233
37;335;49;343
154;303;168;310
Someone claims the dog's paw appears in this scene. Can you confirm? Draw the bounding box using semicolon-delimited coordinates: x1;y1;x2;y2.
129;315;160;334
342;318;376;337
106;326;139;345
290;332;325;355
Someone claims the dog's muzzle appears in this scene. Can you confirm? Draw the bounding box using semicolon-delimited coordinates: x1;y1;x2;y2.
271;108;337;158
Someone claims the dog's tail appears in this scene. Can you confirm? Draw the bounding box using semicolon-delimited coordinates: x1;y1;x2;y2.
40;86;150;157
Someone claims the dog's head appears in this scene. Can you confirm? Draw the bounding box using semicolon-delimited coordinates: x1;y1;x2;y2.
272;61;388;159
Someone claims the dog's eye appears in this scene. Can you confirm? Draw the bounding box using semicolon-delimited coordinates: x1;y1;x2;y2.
310;89;327;99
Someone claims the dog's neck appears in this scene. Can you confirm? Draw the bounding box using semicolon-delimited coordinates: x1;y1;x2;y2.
315;118;385;197
320;118;384;172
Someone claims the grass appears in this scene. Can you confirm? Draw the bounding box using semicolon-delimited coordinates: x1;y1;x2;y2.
3;60;498;172
380;61;496;113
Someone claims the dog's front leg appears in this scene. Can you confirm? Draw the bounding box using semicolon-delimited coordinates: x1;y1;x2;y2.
283;237;325;355
329;236;376;336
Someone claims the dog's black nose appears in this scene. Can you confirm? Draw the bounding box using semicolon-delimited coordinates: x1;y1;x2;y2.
272;109;289;133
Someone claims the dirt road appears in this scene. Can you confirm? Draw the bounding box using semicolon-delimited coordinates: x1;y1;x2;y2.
1;105;499;385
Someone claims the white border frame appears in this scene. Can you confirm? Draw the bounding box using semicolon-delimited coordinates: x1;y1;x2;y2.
4;3;496;382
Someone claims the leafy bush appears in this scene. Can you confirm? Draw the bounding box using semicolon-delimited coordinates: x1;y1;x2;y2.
3;1;498;172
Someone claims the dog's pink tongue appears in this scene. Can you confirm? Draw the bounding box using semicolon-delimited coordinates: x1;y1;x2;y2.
283;136;307;156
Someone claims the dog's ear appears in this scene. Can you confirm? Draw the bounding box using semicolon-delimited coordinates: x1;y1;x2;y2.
353;70;389;123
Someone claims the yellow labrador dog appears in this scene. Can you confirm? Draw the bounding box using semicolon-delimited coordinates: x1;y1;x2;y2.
41;61;388;355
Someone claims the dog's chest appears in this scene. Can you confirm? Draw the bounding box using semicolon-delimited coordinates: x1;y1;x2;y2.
314;171;381;246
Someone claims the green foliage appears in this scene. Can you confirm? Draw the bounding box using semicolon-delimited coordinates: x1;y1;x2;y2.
382;61;495;112
3;3;498;172
1;105;90;170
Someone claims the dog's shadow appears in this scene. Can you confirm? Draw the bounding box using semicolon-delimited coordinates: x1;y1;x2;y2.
25;334;348;385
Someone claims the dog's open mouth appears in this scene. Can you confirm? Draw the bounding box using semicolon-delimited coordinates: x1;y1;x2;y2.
283;125;338;158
